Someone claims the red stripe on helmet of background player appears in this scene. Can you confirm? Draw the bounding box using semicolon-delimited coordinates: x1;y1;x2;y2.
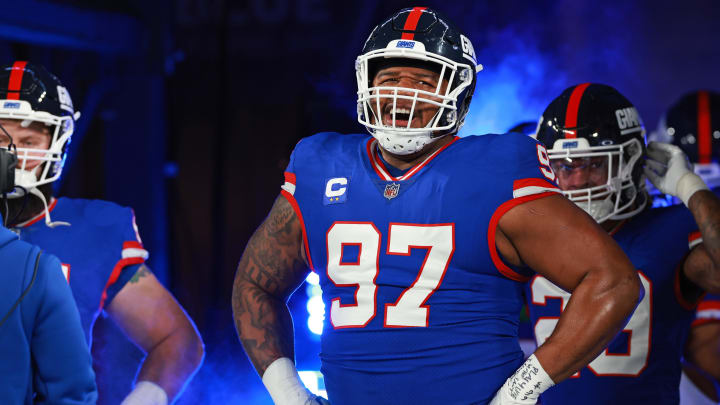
6;61;27;100
400;7;427;40
697;91;712;164
563;83;591;139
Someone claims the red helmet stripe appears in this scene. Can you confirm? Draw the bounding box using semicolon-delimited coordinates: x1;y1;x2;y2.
563;83;591;139
697;90;712;164
400;7;428;40
6;60;28;100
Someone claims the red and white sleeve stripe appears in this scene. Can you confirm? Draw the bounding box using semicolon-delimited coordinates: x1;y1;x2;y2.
122;241;149;260
281;172;296;196
688;231;703;250
512;178;561;199
693;300;720;327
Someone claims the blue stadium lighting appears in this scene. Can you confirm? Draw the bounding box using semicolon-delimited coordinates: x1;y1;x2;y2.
306;284;322;297
307;316;324;336
298;370;327;399
307;295;325;315
306;272;320;285
305;274;325;335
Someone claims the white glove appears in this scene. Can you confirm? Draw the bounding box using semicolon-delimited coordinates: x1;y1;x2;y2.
120;381;168;405
489;354;554;405
262;357;329;405
644;142;709;207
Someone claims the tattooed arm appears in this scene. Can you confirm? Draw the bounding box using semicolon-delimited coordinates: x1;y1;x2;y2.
107;264;205;402
683;190;720;294
232;194;309;375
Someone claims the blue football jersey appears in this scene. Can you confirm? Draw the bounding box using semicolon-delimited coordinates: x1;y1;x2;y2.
12;197;149;402
13;197;148;337
283;132;561;405
526;204;701;405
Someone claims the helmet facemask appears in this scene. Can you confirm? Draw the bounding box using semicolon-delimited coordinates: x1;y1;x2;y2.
356;42;475;155
0;100;75;199
549;138;645;223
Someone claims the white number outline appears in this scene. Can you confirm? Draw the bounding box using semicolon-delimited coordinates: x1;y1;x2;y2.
384;223;455;328
530;271;652;377
325;222;455;329
536;144;557;181
326;222;381;329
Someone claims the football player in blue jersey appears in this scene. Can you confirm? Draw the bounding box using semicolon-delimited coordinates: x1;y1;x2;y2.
0;62;204;404
656;90;720;405
233;8;643;405
0;137;97;403
526;83;720;405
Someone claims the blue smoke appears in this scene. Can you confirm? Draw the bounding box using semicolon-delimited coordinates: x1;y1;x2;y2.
459;26;568;136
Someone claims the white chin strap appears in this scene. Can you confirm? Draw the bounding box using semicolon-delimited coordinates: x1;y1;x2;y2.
373;129;440;155
7;169;69;228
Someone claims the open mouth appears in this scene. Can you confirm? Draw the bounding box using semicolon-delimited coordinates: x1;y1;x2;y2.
382;106;415;127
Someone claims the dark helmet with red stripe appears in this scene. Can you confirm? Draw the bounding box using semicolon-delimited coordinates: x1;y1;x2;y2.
507;120;538;137
356;7;482;155
0;61;79;197
656;90;720;189
535;83;647;223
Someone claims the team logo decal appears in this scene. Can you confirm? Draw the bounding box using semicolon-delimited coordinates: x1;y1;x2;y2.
615;107;642;135
324;177;349;205
383;182;400;200
460;34;477;64
57;85;74;113
396;40;416;49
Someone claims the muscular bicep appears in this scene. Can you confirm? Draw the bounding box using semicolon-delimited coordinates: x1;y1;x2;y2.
106;265;199;352
684;245;720;294
234;194;309;302
685;323;720;380
498;194;633;291
232;193;309;374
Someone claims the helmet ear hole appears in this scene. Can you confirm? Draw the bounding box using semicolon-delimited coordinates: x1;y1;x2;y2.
445;110;457;125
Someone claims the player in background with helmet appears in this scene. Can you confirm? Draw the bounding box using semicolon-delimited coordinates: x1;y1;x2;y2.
0;62;204;404
508;120;539;137
0;124;97;403
526;83;720;404
233;8;641;405
654;90;720;405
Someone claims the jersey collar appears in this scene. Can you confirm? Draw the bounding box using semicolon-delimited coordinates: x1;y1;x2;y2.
608;218;628;236
366;136;458;181
15;197;57;228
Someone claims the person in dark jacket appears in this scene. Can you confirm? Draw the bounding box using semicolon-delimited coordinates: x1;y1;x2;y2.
0;128;96;403
0;216;97;404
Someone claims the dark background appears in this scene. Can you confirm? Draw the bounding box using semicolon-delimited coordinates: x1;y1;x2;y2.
2;0;719;403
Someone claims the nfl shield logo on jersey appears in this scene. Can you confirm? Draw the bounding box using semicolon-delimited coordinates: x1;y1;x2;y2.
383;182;400;200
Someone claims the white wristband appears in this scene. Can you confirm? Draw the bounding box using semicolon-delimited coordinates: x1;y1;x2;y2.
489;354;555;405
120;381;168;405
677;172;709;207
262;357;313;405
